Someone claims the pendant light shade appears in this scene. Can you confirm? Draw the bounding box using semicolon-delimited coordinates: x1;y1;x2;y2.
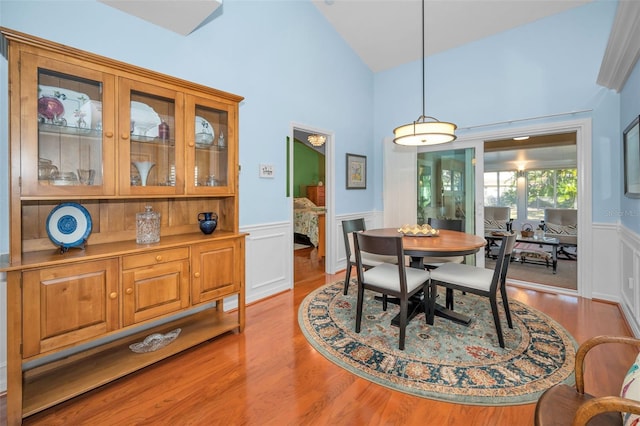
393;115;457;146
393;0;456;146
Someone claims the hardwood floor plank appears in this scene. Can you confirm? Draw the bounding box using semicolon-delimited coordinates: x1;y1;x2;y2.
0;250;635;425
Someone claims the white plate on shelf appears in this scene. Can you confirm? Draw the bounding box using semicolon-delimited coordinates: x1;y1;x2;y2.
131;101;161;141
195;115;214;146
46;202;92;249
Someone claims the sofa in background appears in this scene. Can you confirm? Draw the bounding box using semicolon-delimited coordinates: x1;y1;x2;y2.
544;208;577;260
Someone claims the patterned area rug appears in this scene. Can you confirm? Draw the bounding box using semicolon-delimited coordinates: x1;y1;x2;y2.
298;281;577;405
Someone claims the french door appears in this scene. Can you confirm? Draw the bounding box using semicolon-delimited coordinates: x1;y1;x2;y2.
417;146;478;235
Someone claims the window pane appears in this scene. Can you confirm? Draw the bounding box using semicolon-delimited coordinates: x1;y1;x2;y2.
526;169;577;220
484;171;516;217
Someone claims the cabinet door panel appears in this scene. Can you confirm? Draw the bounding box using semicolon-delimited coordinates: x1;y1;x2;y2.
20;52;116;197
185;94;236;195
192;240;240;304
118;78;184;195
122;260;190;326
22;259;119;357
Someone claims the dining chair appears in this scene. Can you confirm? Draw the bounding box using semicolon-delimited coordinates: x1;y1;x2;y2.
353;231;430;350
428;232;517;348
423;218;465;269
423;218;465;309
534;335;640;426
341;218;397;295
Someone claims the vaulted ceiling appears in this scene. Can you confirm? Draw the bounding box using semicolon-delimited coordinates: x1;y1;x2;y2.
310;0;593;72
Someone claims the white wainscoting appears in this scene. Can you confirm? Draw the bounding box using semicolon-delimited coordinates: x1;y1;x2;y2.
0;219;635;393
591;223;623;301
241;222;293;304
619;223;640;336
333;211;385;274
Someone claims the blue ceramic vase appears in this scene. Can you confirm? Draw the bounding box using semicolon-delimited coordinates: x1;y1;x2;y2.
198;212;218;235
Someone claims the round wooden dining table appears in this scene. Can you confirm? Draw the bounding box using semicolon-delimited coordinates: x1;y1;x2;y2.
362;228;486;268
361;228;487;325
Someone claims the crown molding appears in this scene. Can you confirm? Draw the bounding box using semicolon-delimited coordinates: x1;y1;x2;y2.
597;1;640;92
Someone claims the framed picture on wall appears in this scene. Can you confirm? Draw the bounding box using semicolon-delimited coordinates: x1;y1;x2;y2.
346;153;366;189
624;115;640;198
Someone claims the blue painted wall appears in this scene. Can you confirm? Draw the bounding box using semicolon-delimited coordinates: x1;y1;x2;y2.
0;0;374;253
620;50;640;234
374;0;620;223
0;0;631;255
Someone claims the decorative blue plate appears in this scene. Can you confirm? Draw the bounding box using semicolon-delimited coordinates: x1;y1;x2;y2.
46;202;92;249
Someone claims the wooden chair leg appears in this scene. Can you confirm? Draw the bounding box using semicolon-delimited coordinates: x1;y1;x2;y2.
355;286;365;333
500;285;513;329
427;281;437;325
343;263;352;295
422;285;430;325
399;298;407;350
490;296;505;348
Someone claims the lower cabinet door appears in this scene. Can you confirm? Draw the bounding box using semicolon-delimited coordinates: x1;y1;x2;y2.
122;259;190;326
22;259;119;357
191;239;241;304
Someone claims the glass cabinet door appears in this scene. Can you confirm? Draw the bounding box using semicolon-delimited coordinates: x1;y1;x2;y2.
185;95;235;194
20;53;116;196
118;79;184;195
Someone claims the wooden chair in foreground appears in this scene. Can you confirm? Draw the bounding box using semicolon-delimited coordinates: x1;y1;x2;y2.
428;232;517;348
353;232;430;350
535;335;640;426
341;218;397;295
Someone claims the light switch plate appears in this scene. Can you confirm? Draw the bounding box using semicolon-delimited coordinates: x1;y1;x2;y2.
259;163;274;178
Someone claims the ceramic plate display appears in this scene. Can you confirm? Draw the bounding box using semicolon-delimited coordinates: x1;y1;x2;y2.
195;115;214;146
38;85;93;133
46;202;93;249
130;101;161;142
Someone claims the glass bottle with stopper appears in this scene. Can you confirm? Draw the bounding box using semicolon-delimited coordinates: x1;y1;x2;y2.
136;205;160;244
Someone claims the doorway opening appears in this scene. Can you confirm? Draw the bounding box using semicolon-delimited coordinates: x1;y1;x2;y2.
483;131;578;291
292;127;330;283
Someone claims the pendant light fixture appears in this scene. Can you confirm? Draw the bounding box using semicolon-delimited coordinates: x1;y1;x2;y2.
393;0;457;146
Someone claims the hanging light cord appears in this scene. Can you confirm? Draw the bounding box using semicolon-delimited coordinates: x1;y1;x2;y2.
421;0;425;120
418;0;438;124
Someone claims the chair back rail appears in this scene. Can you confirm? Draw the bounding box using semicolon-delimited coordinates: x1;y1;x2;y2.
353;232;407;293
427;217;464;232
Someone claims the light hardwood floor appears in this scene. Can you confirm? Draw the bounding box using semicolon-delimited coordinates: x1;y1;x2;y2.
1;247;636;425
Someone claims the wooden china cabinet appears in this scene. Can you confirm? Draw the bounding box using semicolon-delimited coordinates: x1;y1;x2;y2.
0;28;246;424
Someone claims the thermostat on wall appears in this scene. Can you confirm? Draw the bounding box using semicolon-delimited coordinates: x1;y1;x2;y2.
259;164;274;178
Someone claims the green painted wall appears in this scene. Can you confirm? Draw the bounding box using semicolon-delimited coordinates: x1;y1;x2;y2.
293;139;325;197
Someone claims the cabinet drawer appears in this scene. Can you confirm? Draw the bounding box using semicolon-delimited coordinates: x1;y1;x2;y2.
122;247;189;269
